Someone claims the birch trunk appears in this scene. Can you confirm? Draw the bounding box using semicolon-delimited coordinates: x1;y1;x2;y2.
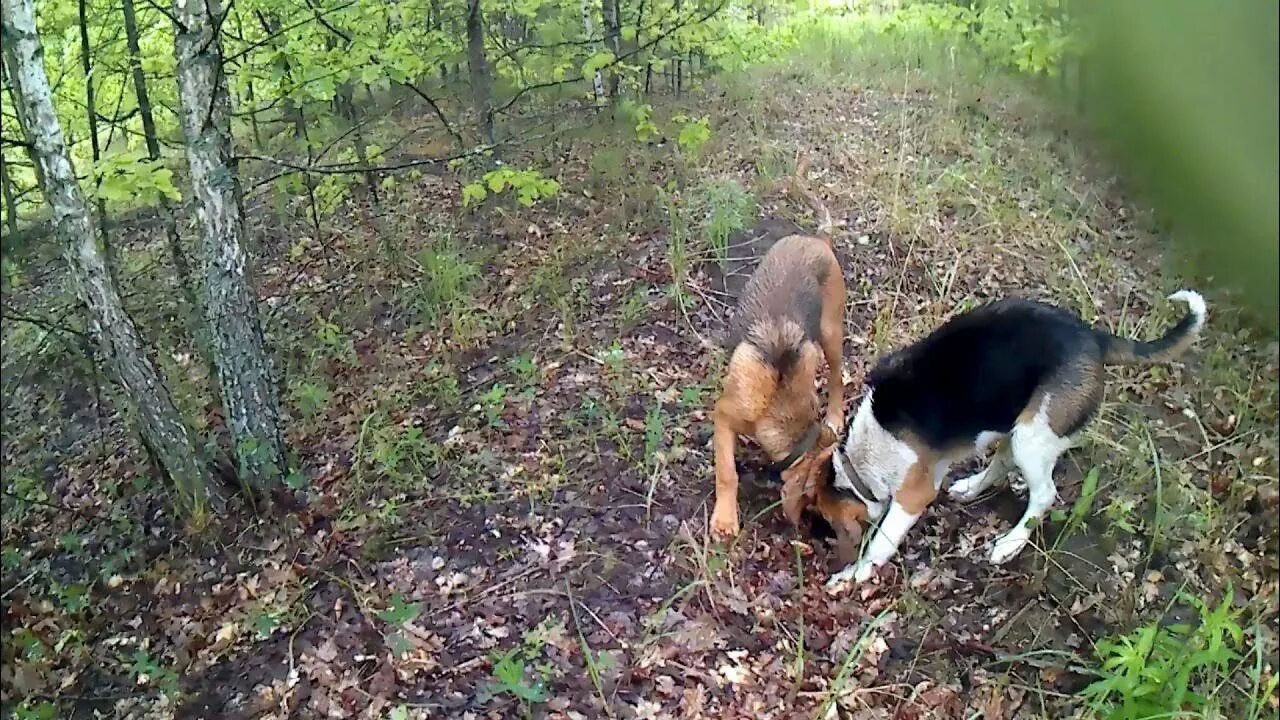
580;0;607;104
1;0;208;507
171;0;289;497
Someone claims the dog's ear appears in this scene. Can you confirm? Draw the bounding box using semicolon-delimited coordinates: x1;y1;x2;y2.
780;469;808;528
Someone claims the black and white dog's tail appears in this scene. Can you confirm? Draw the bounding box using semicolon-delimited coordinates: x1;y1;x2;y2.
1098;290;1208;365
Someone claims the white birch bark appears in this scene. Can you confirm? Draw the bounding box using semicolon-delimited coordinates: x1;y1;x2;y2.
171;0;288;495
1;0;207;506
581;0;608;104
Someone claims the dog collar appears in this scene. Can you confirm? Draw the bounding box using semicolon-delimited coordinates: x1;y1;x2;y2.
833;449;878;505
767;422;824;476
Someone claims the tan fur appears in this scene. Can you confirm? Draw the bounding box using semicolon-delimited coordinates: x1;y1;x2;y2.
812;472;866;563
894;461;937;515
1042;356;1105;436
780;424;839;526
710;161;847;538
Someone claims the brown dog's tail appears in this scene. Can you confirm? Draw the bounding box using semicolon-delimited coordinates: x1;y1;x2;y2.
745;317;807;377
1097;290;1208;365
791;154;834;243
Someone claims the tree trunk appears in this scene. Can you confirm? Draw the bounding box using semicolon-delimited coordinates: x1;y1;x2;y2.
171;0;289;499
234;10;264;148
337;84;378;201
602;0;622;99
122;0;200;322
0;148;17;237
2;0;209;509
253;11;320;236
77;0;113;268
2;61;46;192
466;0;494;145
635;0;652;96
580;0;607;105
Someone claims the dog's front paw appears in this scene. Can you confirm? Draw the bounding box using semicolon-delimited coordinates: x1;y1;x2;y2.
710;507;740;538
989;528;1030;564
825;559;876;593
947;472;988;502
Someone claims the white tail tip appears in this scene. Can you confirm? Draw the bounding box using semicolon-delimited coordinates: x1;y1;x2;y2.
1167;290;1207;328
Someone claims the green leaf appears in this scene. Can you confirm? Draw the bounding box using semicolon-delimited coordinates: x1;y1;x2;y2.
581;50;615;81
486;171;510;193
461;183;487;207
378;593;421;626
150;168;181;202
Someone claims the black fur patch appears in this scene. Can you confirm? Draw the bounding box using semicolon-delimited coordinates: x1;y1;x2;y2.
868;299;1104;448
805;510;837;540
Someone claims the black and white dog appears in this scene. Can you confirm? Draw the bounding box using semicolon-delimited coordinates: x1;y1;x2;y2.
827;291;1207;588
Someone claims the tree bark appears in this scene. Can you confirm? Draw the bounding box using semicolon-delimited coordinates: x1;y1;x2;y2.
122;0;200;320
465;0;494;145
171;0;289;499
1;0;208;508
234;10;264;148
76;0;113;268
2;59;46;192
0;147;17;237
580;0;607;105
602;0;622;99
337;83;378;201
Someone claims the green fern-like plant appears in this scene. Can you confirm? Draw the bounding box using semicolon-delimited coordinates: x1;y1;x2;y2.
1081;589;1251;719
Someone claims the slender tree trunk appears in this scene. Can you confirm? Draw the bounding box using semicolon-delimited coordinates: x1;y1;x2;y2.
254;11;321;247
337;84;378;201
636;0;653;95
0;149;17;237
122;0;200;322
602;0;622;99
234;10;264;148
2;0;209;509
2;63;45;192
673;0;683;94
171;0;289;500
466;0;494;145
77;0;113;268
580;0;607;105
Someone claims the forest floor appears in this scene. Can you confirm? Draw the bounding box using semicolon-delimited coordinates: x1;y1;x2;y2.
3;56;1278;720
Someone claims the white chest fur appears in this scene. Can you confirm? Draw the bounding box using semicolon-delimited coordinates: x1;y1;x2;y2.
832;392;918;517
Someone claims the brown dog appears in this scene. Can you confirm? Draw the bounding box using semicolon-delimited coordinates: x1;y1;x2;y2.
710;158;865;546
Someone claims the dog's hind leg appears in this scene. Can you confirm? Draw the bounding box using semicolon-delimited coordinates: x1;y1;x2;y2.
818;266;846;433
948;440;1013;502
990;416;1070;564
